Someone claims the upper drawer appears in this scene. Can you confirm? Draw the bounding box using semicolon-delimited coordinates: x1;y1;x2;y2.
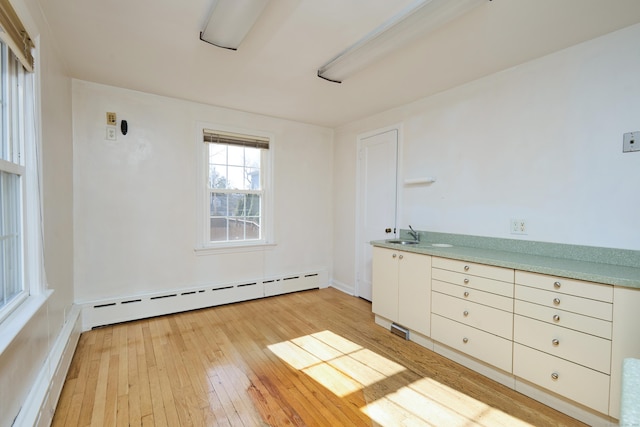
515;271;613;302
515;285;612;321
432;268;514;298
433;257;514;283
514;299;612;340
432;279;513;312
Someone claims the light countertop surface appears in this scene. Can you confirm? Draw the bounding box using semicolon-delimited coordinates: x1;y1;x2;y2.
372;238;640;289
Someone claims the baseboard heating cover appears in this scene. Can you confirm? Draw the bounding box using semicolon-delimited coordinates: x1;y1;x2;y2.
391;323;410;340
81;271;324;330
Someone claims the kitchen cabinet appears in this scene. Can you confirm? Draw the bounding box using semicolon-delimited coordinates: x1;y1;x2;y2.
431;257;514;372
371;243;640;425
372;246;431;337
513;271;614;415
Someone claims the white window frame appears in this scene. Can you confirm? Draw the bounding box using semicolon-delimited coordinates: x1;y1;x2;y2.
0;40;46;329
195;122;274;254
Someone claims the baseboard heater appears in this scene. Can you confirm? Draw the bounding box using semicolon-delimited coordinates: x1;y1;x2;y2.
81;271;323;330
391;323;410;340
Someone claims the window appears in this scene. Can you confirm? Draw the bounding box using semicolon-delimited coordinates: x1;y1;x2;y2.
0;42;28;320
199;127;272;248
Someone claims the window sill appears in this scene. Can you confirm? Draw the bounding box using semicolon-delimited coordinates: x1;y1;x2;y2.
0;290;53;356
194;241;277;256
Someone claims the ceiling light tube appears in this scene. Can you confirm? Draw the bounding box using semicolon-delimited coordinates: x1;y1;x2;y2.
317;0;486;83
200;0;269;50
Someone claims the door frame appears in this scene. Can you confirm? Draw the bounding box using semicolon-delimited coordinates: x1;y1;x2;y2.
354;123;404;299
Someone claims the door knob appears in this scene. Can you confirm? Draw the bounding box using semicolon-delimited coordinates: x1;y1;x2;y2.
385;228;392;233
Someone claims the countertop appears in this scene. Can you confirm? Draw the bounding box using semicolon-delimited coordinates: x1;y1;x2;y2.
372;236;640;289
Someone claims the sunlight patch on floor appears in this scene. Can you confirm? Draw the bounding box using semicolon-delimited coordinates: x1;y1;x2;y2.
363;377;534;427
267;330;534;427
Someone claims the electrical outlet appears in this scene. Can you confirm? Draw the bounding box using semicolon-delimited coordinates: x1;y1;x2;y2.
510;218;527;235
623;131;640;153
106;112;117;126
106;126;117;140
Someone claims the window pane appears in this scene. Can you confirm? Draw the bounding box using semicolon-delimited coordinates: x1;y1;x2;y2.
245;147;260;168
209;165;228;189
210;192;228;216
205;139;265;244
227;145;244;167
246;216;260;240
209;144;227;165
246;194;260;217
0;171;23;306
227;165;246;189
210;217;227;242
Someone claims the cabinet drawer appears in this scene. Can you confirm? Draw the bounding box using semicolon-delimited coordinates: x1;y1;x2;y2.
515;285;612;321
432;314;512;373
514;299;612;339
515;271;613;302
514;315;611;374
432;292;513;339
433;257;514;283
432;268;514;297
432;280;513;312
514;344;610;415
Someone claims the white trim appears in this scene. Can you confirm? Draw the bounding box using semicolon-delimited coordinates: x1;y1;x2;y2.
329;280;355;296
12;305;81;427
0;290;52;356
354;123;402;299
195;121;275;250
194;242;277;255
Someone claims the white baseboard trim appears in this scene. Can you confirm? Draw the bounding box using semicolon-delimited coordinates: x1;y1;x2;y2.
81;270;324;330
13;305;82;427
329;279;354;295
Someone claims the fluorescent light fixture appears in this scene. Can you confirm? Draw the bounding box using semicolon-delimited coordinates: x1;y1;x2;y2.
200;0;269;50
317;0;486;83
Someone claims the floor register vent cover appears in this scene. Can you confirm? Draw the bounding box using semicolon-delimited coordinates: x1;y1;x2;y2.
391;323;410;340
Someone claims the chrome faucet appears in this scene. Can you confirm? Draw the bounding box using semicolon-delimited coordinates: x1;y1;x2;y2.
408;225;419;242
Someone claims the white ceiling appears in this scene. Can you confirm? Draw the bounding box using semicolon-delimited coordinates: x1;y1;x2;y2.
38;0;640;128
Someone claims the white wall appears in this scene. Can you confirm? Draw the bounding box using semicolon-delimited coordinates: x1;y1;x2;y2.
72;81;333;302
333;24;640;293
0;0;75;424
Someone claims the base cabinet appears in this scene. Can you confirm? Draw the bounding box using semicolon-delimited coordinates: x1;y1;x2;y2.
372;247;431;337
372;247;639;425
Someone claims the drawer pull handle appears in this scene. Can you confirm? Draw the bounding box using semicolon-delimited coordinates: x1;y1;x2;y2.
552;339;560;346
463;278;469;284
399;254;403;260
553;314;560;322
464;265;470;271
463;291;470;297
463;337;469;343
551;372;559;381
554;281;561;289
392;254;397;258
553;298;561;305
463;310;469;317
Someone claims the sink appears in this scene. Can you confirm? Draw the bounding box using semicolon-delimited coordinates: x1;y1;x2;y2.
386;239;420;245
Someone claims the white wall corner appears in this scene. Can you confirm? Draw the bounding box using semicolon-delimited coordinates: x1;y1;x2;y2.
330;280;355;296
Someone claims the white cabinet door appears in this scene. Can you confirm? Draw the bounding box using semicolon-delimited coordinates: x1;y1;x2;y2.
372;247;399;322
398;251;431;337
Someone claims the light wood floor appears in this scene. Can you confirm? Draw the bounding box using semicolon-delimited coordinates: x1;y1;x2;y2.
52;288;586;426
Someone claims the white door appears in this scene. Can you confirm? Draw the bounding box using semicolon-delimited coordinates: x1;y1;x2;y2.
357;129;398;301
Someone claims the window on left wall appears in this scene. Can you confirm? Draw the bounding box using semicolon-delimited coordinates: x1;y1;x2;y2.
0;41;34;322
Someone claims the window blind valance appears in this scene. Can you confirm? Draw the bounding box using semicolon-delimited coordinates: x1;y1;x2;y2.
0;0;34;71
203;129;269;150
